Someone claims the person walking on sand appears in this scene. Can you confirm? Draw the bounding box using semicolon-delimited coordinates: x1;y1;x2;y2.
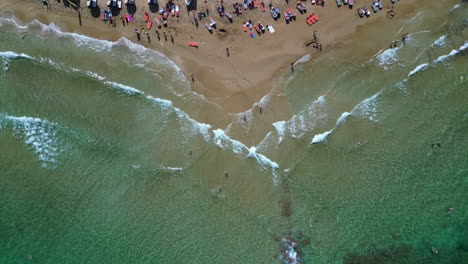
134;28;141;41
146;31;151;43
290;63;294;73
191;73;195;83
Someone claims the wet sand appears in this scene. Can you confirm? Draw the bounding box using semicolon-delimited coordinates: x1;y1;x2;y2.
0;0;422;115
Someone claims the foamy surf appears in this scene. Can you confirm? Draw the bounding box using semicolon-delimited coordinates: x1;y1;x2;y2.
310;91;381;145
0;114;65;169
408;41;468;77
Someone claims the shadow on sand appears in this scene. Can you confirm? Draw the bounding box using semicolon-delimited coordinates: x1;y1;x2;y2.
110;6;121;16
149;4;160;13
186;0;198;13
63;0;80;10
89;6;101;18
126;4;137;14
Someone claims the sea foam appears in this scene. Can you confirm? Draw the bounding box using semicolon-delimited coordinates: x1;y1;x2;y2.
0;114;65;169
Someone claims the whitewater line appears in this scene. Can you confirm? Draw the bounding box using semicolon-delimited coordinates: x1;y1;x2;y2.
0;50;281;185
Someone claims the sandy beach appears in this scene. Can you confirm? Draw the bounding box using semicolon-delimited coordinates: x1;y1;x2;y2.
0;0;421;115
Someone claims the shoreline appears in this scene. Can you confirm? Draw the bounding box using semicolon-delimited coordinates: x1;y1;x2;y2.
1;0;399;115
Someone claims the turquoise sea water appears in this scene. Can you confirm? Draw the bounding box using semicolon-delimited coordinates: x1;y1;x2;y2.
1;2;467;264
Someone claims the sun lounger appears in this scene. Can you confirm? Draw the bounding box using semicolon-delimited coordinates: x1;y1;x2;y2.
312;13;318;21
336;0;342;7
225;12;233;21
148;0;158;5
260;1;266;12
175;5;180;17
254;25;261;33
349;0;354;8
242;22;247;32
253;0;258;8
209;17;216;27
185;0;191;6
306;15;314;25
188;42;198;47
205;23;213;31
267;25;275;33
378;0;383;9
343;0;348;4
258;22;265;32
147;21;152;29
117;0;122;9
371;2;378;12
107;0;111;6
154;18;162;27
391;0;396;3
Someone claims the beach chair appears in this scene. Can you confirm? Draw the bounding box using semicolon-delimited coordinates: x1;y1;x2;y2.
225;12;233;21
343;0;348;4
378;0;383;9
188;42;198;47
306;15;314;25
107;0;111;6
175;5;180;17
371;2;378;12
147;21;152;29
258;22;265;32
254;25;261;34
311;0;316;4
209;17;216;28
242;22;247;32
260;1;266;12
349;0;354;8
144;12;149;21
267;25;275;33
117;0;122;9
253;0;258;8
154;18;162;28
336;0;342;7
204;23;213;32
148;0;158;5
312;13;318;21
284;12;290;23
391;0;396;3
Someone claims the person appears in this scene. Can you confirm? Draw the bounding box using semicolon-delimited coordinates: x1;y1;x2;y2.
191;73;195;83
446;207;454;215
224;171;229;177
432;247;439;255
290;63;294;73
146;31;150;43
134;28;141;41
259;106;263;115
171;35;174;44
226;47;230;57
216;185;222;193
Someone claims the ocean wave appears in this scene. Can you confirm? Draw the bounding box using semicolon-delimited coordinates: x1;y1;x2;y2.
449;4;461;12
310;91;381;145
0;49;280;184
0;114;65;169
0;16;186;81
213;129;280;185
433;35;446;47
311;129;333;144
408;41;468;77
376;46;401;69
293;54;312;66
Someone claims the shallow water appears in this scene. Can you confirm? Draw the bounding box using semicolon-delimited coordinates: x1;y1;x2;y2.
1;2;467;264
